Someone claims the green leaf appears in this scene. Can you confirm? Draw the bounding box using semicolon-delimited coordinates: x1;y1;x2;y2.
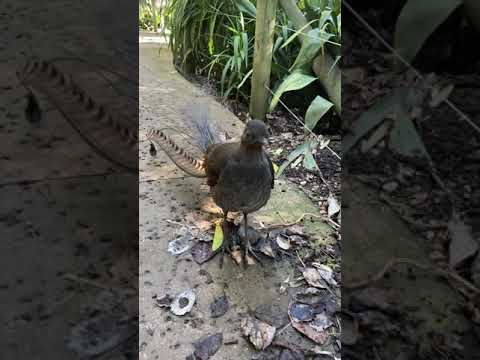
269;71;317;112
277;141;315;177
272;162;279;173
273;36;284;53
305;96;334;131
319;9;333;29
389;91;431;160
241;32;249;67
236;0;256;18
303;149;319;171
280;19;318;49
220;57;233;95
212;222;224;251
395;0;462;62
233;35;240;59
290;28;332;71
343;88;411;154
237;68;253;89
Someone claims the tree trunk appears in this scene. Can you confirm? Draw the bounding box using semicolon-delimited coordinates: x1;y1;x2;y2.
250;0;278;120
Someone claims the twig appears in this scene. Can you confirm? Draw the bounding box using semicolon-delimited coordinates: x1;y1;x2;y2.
343;257;480;295
263;212;339;230
276;321;292;336
295;249;307;268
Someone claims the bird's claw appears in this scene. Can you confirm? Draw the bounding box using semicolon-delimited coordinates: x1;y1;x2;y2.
242;241;263;268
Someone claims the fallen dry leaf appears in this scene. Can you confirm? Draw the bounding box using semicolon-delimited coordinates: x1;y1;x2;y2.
276;234;291;250
302;267;327;289
191;242;216;264
240;317;276;350
448;213;478;268
193;333;223;360
327;195;340;218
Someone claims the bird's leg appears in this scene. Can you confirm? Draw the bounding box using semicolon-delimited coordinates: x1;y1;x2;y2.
242;212;263;268
242;212;249;269
219;211;229;269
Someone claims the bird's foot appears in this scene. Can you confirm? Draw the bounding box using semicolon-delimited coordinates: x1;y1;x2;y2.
219;221;232;269
242;241;263;269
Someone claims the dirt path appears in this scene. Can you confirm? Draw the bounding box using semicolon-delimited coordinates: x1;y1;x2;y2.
138;42;333;358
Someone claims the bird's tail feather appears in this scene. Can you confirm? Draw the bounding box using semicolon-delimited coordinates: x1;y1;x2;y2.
188;102;222;153
147;102;223;177
146;128;207;177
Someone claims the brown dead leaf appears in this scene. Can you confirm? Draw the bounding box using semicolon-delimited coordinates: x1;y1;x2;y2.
240;317;276;350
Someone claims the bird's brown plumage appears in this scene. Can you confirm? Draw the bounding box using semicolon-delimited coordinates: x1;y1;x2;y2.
148;118;274;267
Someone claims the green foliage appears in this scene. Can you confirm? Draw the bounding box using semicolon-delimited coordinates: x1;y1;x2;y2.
394;0;462;62
165;0;340;110
164;0;341;177
165;0;258;100
305;96;334;131
139;0;161;32
276;139;320;177
269;71;317;112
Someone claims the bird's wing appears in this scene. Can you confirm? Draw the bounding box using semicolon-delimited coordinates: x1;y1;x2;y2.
204;143;237;187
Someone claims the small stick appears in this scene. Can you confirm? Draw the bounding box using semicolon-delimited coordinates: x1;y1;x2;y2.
263;212;330;230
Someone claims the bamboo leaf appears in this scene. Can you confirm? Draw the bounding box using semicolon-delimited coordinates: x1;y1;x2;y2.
236;0;256;18
221;57;233;95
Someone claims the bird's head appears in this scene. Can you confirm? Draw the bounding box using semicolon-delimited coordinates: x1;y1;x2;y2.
241;119;269;147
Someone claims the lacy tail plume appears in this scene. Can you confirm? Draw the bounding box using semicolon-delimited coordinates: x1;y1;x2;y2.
146;128;206;177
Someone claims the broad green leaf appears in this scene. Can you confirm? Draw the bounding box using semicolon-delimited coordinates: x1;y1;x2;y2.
305;96;334;131
303;149;319;171
343;88;411;154
291;29;332;71
212;221;224;251
277;140;317;177
395;0;462;62
269;71;317;112
389;90;431;160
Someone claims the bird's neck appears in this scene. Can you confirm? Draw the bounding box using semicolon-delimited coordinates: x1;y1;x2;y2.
239;142;264;159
